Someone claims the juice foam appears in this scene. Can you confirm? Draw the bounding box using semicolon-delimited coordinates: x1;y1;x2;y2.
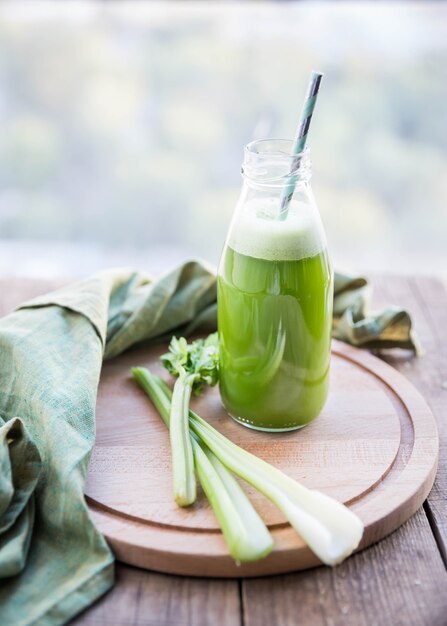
228;198;326;262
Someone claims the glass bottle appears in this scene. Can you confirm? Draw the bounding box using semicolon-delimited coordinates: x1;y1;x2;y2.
217;139;333;432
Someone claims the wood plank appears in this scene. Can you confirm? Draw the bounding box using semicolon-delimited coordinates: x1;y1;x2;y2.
243;509;447;626
412;275;447;565
372;275;447;565
70;563;241;626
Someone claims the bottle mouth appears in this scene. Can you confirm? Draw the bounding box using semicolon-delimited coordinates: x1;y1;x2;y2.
242;139;311;186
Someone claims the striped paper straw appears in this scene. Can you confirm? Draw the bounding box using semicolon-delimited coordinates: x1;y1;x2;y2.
278;71;323;220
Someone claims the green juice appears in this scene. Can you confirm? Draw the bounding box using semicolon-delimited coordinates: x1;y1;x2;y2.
217;200;333;431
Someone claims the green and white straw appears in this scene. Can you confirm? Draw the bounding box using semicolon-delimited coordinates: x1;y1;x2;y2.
279;70;323;220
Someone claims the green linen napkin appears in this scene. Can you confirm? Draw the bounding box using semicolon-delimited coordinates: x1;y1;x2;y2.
332;273;419;353
0;261;417;626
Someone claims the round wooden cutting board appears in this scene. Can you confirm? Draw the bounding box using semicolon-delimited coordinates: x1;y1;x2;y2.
85;340;438;577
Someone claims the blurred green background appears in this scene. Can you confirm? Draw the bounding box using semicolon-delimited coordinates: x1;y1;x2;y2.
0;1;445;277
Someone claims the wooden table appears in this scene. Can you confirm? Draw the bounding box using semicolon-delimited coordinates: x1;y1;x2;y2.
2;276;446;626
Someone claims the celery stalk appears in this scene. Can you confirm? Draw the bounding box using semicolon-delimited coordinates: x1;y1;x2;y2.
131;367;274;562
159;334;220;507
192;439;273;562
170;372;196;506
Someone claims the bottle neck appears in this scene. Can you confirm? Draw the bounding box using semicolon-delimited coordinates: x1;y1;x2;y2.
241;139;312;192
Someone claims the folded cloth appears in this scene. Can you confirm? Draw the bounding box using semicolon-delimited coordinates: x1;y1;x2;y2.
332;272;420;353
0;261;417;626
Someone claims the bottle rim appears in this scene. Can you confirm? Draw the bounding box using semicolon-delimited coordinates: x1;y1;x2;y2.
245;138;308;159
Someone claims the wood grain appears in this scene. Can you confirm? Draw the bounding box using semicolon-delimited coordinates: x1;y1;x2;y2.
70;564;241;626
373;275;447;566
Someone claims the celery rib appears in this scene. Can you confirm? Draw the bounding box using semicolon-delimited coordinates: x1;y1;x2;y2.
192;439;273;562
170;373;196;506
131;367;274;562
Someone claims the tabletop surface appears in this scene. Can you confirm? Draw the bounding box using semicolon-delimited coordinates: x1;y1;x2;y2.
1;274;446;626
